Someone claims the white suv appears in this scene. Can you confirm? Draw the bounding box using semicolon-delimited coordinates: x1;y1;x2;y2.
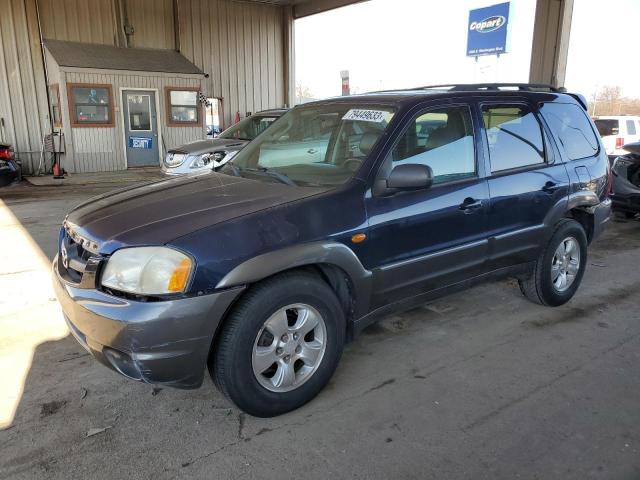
593;116;640;156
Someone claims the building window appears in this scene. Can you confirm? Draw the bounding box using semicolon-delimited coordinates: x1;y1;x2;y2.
67;83;114;127
166;87;201;126
49;84;62;127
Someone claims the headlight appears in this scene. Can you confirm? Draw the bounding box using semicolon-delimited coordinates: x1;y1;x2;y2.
190;151;238;169
101;247;194;295
190;152;217;169
164;153;186;168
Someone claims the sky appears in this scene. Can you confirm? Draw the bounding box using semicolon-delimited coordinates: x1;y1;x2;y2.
295;0;640;102
565;0;640;99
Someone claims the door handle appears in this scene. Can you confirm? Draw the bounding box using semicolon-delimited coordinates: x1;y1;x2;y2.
307;148;318;154
541;181;561;194
459;197;483;213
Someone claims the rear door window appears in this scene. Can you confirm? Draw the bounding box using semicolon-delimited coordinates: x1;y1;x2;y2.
594;119;619;137
541;103;599;160
481;105;545;173
626;119;637;135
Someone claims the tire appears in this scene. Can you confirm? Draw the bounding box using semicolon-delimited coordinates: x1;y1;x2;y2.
518;219;588;307
211;271;345;417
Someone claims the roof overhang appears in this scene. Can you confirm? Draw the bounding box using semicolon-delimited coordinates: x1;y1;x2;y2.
242;0;368;18
44;40;204;76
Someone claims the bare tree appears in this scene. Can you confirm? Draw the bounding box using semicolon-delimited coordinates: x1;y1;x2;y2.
591;85;640;116
295;84;315;104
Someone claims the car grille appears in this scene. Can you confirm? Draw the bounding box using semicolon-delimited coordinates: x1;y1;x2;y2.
58;223;101;287
164;152;187;168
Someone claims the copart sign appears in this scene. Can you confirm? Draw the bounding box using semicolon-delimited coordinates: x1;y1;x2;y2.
467;2;510;57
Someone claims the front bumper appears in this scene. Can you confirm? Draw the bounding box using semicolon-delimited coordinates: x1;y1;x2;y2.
161;163;210;176
611;193;640;213
611;174;640;213
0;160;20;186
53;257;244;388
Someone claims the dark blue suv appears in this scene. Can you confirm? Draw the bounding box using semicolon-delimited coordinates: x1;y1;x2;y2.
53;84;611;417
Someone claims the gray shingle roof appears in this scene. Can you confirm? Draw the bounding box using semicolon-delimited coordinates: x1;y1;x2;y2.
45;40;204;75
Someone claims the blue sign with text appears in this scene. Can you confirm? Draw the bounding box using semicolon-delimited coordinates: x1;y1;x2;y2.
129;137;152;149
467;2;510;57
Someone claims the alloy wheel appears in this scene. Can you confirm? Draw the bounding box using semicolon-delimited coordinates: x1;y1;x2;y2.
252;304;327;393
551;236;581;292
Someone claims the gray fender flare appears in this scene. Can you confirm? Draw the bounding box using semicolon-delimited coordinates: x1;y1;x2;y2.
216;241;373;318
566;190;600;211
544;189;600;228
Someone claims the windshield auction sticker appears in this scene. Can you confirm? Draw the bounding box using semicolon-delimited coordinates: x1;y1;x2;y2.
342;109;388;123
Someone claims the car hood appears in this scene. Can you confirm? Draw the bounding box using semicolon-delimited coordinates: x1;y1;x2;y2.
65;173;326;254
623;141;640;156
170;138;248;155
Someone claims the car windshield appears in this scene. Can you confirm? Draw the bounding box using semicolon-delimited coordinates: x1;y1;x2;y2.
221;103;396;187
594;119;619;137
219;115;280;141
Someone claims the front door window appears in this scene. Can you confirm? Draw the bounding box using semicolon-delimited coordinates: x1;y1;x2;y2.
391;106;476;184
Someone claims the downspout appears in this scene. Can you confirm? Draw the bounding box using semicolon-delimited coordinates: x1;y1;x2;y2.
173;0;180;52
33;0;54;175
113;0;127;47
121;0;133;48
34;0;53;135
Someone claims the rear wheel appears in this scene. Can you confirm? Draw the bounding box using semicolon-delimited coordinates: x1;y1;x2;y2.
519;219;588;306
211;271;345;417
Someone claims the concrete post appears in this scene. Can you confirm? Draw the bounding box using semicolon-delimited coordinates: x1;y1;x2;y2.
529;0;574;88
283;5;295;108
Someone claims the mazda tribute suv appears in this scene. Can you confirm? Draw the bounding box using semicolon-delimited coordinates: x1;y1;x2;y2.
53;84;611;417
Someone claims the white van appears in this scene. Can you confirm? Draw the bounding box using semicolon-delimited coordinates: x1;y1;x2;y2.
593;116;640;156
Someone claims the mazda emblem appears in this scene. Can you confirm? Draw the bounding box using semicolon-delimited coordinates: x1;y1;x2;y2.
61;244;69;269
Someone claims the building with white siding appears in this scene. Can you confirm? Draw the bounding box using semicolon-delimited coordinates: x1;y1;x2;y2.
0;0;361;174
45;40;206;172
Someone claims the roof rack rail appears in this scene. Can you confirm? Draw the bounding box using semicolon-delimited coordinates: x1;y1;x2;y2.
416;83;568;93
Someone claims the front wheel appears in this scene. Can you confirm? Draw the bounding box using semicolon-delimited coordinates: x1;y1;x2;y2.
519;219;588;306
211;272;345;417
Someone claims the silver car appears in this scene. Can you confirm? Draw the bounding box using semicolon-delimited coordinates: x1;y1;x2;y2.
162;109;287;175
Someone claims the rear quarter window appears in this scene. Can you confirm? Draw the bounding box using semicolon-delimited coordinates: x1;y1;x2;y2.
541;103;599;160
626;119;637;135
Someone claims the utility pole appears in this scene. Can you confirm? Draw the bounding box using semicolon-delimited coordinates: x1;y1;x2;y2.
340;70;350;96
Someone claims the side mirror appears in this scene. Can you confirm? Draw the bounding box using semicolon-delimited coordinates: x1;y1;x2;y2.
386;163;433;191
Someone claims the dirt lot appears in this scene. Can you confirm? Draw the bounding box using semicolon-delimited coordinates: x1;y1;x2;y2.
1;181;639;480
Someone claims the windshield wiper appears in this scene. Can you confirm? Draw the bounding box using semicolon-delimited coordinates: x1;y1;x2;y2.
245;167;297;186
